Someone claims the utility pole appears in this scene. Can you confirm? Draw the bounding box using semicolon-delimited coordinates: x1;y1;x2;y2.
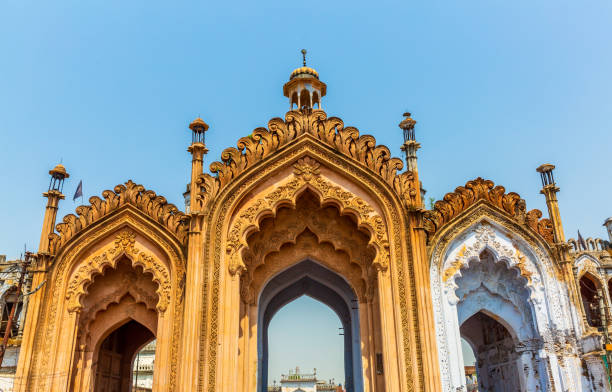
0;251;32;366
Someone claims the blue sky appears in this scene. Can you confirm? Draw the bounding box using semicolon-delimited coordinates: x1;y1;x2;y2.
1;0;611;385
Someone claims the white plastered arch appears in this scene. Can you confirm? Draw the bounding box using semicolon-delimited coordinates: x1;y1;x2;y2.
430;213;576;392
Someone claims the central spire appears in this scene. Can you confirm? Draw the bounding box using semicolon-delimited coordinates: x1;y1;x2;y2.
283;49;327;110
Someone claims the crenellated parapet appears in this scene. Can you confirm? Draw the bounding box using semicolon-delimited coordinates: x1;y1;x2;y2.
423;177;554;244
48;180;188;254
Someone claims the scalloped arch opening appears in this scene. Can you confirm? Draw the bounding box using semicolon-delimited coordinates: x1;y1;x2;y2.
80;257;160;319
240;190;375;303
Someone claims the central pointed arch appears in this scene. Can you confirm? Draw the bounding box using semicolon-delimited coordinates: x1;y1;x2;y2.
201;135;426;392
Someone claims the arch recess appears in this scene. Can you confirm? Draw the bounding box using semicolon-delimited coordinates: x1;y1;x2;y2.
28;206;186;392
226;156;390;277
200;129;422;392
575;254;604;284
65;229;171;313
429;204;576;392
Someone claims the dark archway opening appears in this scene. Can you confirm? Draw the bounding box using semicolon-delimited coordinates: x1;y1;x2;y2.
460;311;519;392
94;320;154;392
580;274;603;328
258;260;361;392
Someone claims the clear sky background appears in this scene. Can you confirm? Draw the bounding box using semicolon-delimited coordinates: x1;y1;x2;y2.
1;0;611;386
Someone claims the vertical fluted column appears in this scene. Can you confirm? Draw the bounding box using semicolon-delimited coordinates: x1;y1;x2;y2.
179;118;209;390
398;113;441;392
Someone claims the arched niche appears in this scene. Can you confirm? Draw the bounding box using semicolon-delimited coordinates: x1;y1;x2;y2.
579;272;603;328
205;143;420;392
430;212;573;392
17;208;186;392
257;260;362;392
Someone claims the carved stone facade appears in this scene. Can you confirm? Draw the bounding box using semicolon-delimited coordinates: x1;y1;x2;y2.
9;62;612;392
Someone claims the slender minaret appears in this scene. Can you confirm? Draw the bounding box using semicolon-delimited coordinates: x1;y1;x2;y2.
399;112;441;391
283;49;327;110
187;117;209;213
39;164;69;252
178;117;209;387
399;112;420;173
536;164;566;244
15;164;69;388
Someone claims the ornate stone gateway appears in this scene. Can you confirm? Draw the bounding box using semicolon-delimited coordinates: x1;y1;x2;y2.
13;57;611;392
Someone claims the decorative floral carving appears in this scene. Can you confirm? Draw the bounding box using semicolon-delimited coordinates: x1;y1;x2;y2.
65;229;172;313
423;177;554;245
49;180;188;254
193;110;404;212
393;171;420;210
293;156;321;181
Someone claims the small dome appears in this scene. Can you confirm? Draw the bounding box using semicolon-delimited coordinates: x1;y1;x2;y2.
290;66;319;80
399;112;416;130
189;117;209;132
49;164;69;178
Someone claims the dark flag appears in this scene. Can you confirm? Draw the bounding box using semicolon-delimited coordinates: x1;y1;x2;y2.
73;180;83;202
577;230;587;251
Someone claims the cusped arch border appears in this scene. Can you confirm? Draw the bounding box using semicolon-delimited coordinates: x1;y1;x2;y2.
199;137;420;392
65;229;172;313
429;203;565;391
226;157;390;276
31;207;186;391
441;222;538;303
575;254;604;286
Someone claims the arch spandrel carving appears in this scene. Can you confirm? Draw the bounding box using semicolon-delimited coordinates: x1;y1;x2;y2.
225;157;391;277
65;229;172;313
49;180;188;255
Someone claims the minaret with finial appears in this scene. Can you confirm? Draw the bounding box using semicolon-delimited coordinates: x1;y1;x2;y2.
187;117;209;214
536;164;566;244
179;117;210;385
39;163;69;253
283;49;327;110
399;112;420;172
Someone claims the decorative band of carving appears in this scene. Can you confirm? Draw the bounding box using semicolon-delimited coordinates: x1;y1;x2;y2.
49;180;188;255
423;177;554;244
226;157;390;276
65;230;172;313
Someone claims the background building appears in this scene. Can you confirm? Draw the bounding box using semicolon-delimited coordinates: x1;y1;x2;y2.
267;367;344;392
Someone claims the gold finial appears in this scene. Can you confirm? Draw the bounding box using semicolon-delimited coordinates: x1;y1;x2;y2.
301;49;307;66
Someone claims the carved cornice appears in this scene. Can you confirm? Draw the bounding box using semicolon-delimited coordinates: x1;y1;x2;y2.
194;109;404;212
49;180;188;254
423;177;554;244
